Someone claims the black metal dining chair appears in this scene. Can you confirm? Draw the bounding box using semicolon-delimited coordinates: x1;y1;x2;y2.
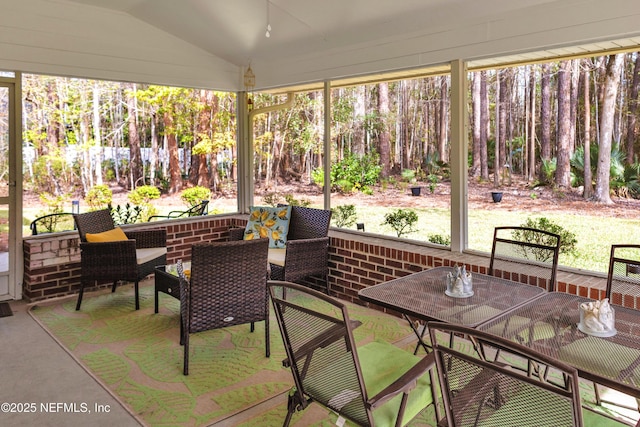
489;226;561;291
428;321;627;427
269;280;438;426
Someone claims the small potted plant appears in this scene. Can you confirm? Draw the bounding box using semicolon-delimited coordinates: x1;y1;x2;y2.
402;169;421;196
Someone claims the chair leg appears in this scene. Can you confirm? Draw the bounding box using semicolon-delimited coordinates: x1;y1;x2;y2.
284;390;301;427
265;317;270;357
75;281;86;311
183;333;189;375
134;281;140;310
250;321;255;332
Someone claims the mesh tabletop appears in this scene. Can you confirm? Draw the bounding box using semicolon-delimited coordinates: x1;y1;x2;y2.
476;292;640;397
358;266;546;327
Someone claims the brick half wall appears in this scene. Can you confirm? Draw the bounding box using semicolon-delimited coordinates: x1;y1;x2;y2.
22;219;610;308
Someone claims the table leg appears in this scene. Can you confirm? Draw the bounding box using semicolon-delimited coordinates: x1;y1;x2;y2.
403;314;432;354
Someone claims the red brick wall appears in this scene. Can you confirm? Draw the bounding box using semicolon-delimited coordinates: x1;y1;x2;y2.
22;215;242;302
326;231;609;309
22;218;608;306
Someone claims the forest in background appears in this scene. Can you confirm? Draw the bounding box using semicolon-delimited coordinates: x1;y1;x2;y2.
20;52;640;210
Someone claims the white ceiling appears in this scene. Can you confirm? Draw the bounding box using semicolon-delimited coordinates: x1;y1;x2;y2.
1;0;639;91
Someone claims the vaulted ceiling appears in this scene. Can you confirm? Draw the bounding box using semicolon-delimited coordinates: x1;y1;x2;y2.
1;0;639;92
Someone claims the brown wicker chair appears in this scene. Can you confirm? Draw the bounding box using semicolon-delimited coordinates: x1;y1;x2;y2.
428;321;593;427
230;205;332;293
489;226;560;291
178;238;270;375
269;281;437;426
73;209;167;311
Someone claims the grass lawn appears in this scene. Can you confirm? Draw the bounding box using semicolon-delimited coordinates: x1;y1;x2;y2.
340;205;640;274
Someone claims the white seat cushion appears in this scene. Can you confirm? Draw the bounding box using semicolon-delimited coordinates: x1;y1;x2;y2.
136;247;167;265
268;248;286;267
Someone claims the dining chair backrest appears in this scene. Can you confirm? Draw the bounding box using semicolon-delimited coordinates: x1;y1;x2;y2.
606;244;640;309
489;226;560;291
269;280;436;427
269;280;370;425
428;321;583;427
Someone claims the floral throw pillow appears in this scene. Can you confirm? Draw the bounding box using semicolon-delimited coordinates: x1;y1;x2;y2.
244;205;292;248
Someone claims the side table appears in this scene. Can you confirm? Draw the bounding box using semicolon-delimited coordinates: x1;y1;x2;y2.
154;264;182;313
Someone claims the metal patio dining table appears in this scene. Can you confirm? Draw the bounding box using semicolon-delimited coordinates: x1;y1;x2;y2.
358;266;547;352
476;291;640;398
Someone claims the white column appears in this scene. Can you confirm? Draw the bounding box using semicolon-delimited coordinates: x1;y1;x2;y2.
236;91;252;213
324;81;331;209
450;60;468;253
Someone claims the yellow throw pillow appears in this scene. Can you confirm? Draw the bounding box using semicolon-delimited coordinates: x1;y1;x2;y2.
85;226;128;242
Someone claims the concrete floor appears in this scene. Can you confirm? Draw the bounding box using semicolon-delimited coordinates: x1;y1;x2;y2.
0;296;142;427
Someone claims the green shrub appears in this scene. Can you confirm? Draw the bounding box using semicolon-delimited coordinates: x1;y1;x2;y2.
128;185;161;205
85;185;113;211
514;217;578;257
401;169;416;182
428;174;438;193
311;168;324;186
262;192;280;207
330;152;381;192
335;179;355;194
181;186;211;207
284;194;311;207
332;205;357;228
109;203;143;225
428;234;450;246
382;209;418;238
38;192;68;215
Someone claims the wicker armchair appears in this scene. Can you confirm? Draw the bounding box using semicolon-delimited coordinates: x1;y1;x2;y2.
178;238;270;375
73;209;167;311
230;205;332;293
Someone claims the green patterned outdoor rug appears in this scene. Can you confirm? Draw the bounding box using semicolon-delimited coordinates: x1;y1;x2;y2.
29;284;424;427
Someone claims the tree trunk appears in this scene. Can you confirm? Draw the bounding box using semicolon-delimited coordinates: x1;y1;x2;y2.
439;76;449;163
92;82;103;185
540;63;552;182
377;82;391;179
569;60;580;154
556;61;572;188
149;113;159;186
498;70;508;182
126;83;143;188
583;63;594;199
626;53;640;164
494;71;501;187
352;85;366;156
471;73;481;177
480;71;489;180
595;54;624;204
163;111;182;195
528;65;537;181
194;89;212;189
